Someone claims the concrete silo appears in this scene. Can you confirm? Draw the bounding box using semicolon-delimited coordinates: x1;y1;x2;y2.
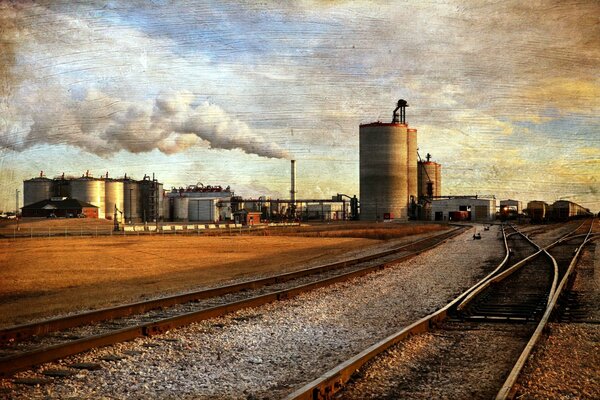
359;99;417;220
418;153;442;198
23;174;54;206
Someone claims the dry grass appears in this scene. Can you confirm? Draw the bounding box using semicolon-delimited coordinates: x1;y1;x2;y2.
0;234;383;327
0;220;451;327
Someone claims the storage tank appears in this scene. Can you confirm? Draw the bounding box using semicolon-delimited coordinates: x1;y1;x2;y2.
104;179;124;220
123;179;142;222
71;177;105;218
53;177;71;198
162;192;171;221
157;183;164;220
23;176;54;206
418;159;442;198
174;196;189;221
359;100;414;221
407;128;418;205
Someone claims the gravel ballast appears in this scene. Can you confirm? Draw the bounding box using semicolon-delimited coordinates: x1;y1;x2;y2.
514;240;600;399
0;225;504;399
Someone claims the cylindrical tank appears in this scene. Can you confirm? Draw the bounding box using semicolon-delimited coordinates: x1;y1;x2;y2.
53;179;72;198
359;122;409;220
70;178;105;218
23;177;54;206
104;180;124;220
418;161;442;198
174;196;189;221
407;128;418;206
162;192;171;221
157;183;164;220
123;180;141;222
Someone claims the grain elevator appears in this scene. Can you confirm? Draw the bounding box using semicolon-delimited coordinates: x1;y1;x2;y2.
359;100;418;220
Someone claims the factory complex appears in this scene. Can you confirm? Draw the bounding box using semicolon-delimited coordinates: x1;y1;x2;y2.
19;100;592;225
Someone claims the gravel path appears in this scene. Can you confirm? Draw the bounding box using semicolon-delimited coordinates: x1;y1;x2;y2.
337;322;532;400
0;225;504;399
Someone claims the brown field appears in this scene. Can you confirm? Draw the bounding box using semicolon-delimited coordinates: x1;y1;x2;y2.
0;220;448;327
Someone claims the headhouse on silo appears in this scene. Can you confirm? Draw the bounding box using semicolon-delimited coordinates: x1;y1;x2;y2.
359;100;418;221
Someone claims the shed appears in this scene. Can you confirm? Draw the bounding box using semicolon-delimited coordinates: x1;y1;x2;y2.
21;198;99;218
233;210;262;226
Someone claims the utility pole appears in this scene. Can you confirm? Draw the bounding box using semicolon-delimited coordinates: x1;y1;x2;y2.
15;189;20;215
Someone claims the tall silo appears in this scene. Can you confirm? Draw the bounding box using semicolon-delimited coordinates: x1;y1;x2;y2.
23;176;54;206
174;196;189;221
123;179;142;223
104;179;124;220
407;128;418;206
71;177;105;218
418;154;442;198
359;100;416;220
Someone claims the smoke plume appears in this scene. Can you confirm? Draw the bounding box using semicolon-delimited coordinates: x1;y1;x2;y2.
1;89;289;159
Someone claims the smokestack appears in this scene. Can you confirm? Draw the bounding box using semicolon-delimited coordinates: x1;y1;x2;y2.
290;160;297;204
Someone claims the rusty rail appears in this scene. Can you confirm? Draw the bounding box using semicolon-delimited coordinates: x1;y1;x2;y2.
496;218;596;400
285;220;593;400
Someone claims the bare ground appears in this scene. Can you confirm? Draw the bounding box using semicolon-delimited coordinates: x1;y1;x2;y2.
0;221;448;327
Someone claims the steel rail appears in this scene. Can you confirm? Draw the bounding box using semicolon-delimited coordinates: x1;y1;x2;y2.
0;227;463;345
0;227;467;377
285;224;512;400
496;218;595;400
285;219;592;400
456;220;587;312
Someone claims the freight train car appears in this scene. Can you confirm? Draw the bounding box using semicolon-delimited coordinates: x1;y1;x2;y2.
526;201;549;223
550;200;592;221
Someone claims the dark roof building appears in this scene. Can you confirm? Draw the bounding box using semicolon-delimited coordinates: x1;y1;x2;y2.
21;198;99;218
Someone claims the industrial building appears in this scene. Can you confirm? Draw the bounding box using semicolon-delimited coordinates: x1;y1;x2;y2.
359;100;418;221
21;198;98;218
165;184;233;223
23;171;164;222
499;199;523;219
429;197;496;222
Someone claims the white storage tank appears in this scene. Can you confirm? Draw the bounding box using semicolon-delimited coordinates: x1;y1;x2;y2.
104;179;124;220
23;177;54;206
71;177;105;218
174;196;189;221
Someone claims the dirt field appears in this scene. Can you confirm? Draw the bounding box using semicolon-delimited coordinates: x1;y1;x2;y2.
0;221;448;328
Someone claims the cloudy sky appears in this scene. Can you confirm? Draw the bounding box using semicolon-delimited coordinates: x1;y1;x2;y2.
1;0;598;212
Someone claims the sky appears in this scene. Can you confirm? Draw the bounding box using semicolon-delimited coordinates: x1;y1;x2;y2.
1;0;598;212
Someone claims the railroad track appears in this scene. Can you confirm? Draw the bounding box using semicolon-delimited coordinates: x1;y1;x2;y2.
286;219;595;400
0;226;465;377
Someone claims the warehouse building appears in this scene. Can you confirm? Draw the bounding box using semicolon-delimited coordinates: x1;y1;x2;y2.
165;184;233;222
430;197;496;222
21;198;98;218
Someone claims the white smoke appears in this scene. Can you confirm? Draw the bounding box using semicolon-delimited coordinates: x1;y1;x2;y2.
0;89;289;159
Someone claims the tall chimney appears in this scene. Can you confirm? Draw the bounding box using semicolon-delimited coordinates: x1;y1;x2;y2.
290;160;297;205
